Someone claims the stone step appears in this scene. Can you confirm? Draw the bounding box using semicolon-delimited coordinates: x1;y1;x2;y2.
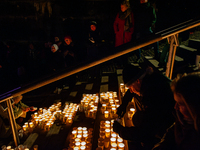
188;39;200;50
176;45;197;64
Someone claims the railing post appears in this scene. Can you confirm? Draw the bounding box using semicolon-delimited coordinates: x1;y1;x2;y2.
6;98;20;147
165;34;179;79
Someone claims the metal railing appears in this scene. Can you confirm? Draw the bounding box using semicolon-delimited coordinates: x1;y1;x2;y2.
1;18;200;146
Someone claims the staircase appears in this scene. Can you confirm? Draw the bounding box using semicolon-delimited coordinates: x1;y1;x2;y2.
143;36;200;79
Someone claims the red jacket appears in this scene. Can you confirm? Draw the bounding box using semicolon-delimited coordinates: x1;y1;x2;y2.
113;12;134;47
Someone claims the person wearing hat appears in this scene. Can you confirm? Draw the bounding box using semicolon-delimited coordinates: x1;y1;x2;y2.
113;64;175;150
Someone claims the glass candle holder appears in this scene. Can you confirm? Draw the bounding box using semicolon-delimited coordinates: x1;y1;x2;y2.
105;129;110;138
104;111;109;118
118;143;125;150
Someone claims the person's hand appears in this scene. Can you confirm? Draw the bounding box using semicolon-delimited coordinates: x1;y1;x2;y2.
113;121;122;134
23;107;30;112
116;105;126;118
30;106;37;112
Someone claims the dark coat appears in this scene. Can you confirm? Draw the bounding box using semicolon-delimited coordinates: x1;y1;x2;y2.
116;72;175;150
153;110;200;150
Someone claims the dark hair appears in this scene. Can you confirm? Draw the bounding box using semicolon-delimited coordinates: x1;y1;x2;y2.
121;0;130;8
174;74;200;132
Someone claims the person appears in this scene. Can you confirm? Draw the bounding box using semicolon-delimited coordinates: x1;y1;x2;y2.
12;95;36;121
113;64;175;150
113;0;134;47
47;43;66;94
153;73;200;150
60;35;76;68
47;43;65;72
135;0;159;62
86;21;101;59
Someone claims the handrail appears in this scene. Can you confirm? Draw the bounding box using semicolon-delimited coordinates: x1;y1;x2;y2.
1;18;200;102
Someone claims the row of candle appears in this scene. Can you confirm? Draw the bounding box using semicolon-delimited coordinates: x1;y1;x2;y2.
100;92;118;104
68;127;93;150
62;103;79;124
79;94;99;119
1;144;38;150
22;102;79;132
100;92;120;119
97;120;125;150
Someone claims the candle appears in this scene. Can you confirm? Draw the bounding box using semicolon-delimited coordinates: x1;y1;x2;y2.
104;137;110;148
104;111;109;118
105;129;110;138
111;142;117;148
99;133;105;139
73;147;79;150
118;143;125;150
80;146;86;150
23;125;27;131
75;142;80;147
81;141;86;146
29;122;34;128
72;130;77;138
110;137;116;144
117;138;123;143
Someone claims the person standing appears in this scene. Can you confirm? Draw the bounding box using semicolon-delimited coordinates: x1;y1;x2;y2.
113;0;134;47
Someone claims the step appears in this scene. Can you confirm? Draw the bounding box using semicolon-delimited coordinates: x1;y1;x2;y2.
188;39;200;50
176;45;197;64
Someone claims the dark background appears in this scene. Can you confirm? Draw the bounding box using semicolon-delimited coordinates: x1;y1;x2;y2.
0;0;200;43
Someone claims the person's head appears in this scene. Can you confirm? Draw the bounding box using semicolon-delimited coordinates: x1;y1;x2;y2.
121;1;130;12
90;21;97;31
173;74;200;131
54;36;60;42
64;36;72;45
140;0;148;4
123;65;152;95
13;95;23;104
51;44;59;53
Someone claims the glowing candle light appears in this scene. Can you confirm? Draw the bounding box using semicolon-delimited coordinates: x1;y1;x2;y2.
117;138;123;143
29;122;34;128
75;142;80;147
80;146;85;150
104;111;109;118
81;141;86;146
111;142;117;148
118;143;125;150
105;129;110;138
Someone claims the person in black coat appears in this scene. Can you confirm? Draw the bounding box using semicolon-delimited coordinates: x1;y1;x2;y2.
114;64;175;150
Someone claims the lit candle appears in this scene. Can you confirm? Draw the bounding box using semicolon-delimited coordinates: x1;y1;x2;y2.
117;138;123;144
104;111;109;118
23;125;27;131
68;117;72;124
75;142;80;147
110;137;116;144
105;129;110;138
118;143;125;150
111;142;117;148
72;130;77;138
80;146;85;150
81;141;86;146
29;122;34;128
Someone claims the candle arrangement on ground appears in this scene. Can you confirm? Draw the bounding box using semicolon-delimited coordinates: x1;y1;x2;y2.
1;144;38;150
100;92;119;119
97;120;125;150
21;102;79;133
68;127;93;150
79;94;99;119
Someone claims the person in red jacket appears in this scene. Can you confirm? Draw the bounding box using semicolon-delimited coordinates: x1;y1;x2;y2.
113;0;134;47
